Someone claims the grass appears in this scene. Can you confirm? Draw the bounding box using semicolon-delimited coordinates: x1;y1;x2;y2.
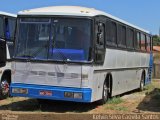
138;81;160;95
106;106;128;111
34;109;42;112
145;84;155;91
105;97;128;111
142;80;160;96
107;97;123;105
7;97;15;102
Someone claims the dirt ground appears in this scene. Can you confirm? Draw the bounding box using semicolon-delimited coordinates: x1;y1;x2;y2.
0;80;160;120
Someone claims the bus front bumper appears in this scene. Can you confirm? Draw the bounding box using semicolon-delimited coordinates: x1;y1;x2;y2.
10;83;92;103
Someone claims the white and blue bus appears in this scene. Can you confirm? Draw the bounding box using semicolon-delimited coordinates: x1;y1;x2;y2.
0;12;16;99
11;6;153;104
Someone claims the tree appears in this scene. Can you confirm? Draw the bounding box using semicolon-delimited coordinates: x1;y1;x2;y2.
153;35;160;46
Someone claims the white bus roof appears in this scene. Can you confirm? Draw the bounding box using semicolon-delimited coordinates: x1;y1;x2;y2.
18;6;150;33
0;11;17;18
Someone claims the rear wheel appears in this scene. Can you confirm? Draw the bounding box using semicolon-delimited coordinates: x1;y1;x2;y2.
0;76;10;99
98;82;109;105
139;73;145;91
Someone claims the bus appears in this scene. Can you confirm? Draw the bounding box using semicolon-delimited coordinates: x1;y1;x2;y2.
0;11;16;99
11;6;153;104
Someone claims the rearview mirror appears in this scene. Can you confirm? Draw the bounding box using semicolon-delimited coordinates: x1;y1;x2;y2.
97;32;104;45
96;22;104;46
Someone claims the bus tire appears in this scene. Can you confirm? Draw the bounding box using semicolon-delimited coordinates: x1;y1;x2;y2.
98;81;109;105
139;72;145;91
0;75;10;99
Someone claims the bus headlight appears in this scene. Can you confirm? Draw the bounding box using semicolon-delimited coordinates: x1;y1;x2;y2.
64;92;83;99
12;88;28;94
64;92;74;98
74;93;83;99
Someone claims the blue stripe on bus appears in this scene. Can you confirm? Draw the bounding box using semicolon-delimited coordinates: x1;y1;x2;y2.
145;52;153;85
10;83;92;103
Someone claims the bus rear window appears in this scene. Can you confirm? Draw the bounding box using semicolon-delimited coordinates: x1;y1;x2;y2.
146;36;151;52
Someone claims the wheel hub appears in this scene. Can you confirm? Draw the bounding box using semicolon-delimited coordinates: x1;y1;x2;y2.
1;80;9;95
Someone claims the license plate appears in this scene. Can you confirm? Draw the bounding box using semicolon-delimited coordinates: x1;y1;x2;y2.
39;90;52;96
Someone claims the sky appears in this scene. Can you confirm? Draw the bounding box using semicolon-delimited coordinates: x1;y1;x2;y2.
0;0;160;35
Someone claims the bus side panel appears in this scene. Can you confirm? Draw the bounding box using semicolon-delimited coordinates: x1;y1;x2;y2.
92;48;150;100
111;69;142;96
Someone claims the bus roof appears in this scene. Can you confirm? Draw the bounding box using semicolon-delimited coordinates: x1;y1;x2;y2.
18;6;150;34
0;11;17;18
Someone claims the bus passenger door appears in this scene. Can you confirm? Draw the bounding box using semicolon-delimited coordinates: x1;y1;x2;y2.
95;20;105;64
93;19;106;100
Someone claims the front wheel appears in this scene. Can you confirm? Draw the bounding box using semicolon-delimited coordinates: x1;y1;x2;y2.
98;82;109;105
0;76;10;99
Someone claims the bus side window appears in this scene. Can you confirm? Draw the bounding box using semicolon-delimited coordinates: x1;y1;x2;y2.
150;36;153;51
134;31;141;50
117;24;126;48
0;40;6;67
5;18;10;40
127;28;134;49
140;33;146;51
106;20;117;46
146;35;151;52
5;18;16;58
5;18;16;41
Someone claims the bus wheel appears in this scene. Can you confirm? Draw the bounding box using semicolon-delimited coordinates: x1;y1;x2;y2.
98;82;109;105
139;73;145;91
0;76;10;99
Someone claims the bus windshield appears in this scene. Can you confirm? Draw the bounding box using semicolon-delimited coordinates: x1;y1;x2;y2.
15;18;92;62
